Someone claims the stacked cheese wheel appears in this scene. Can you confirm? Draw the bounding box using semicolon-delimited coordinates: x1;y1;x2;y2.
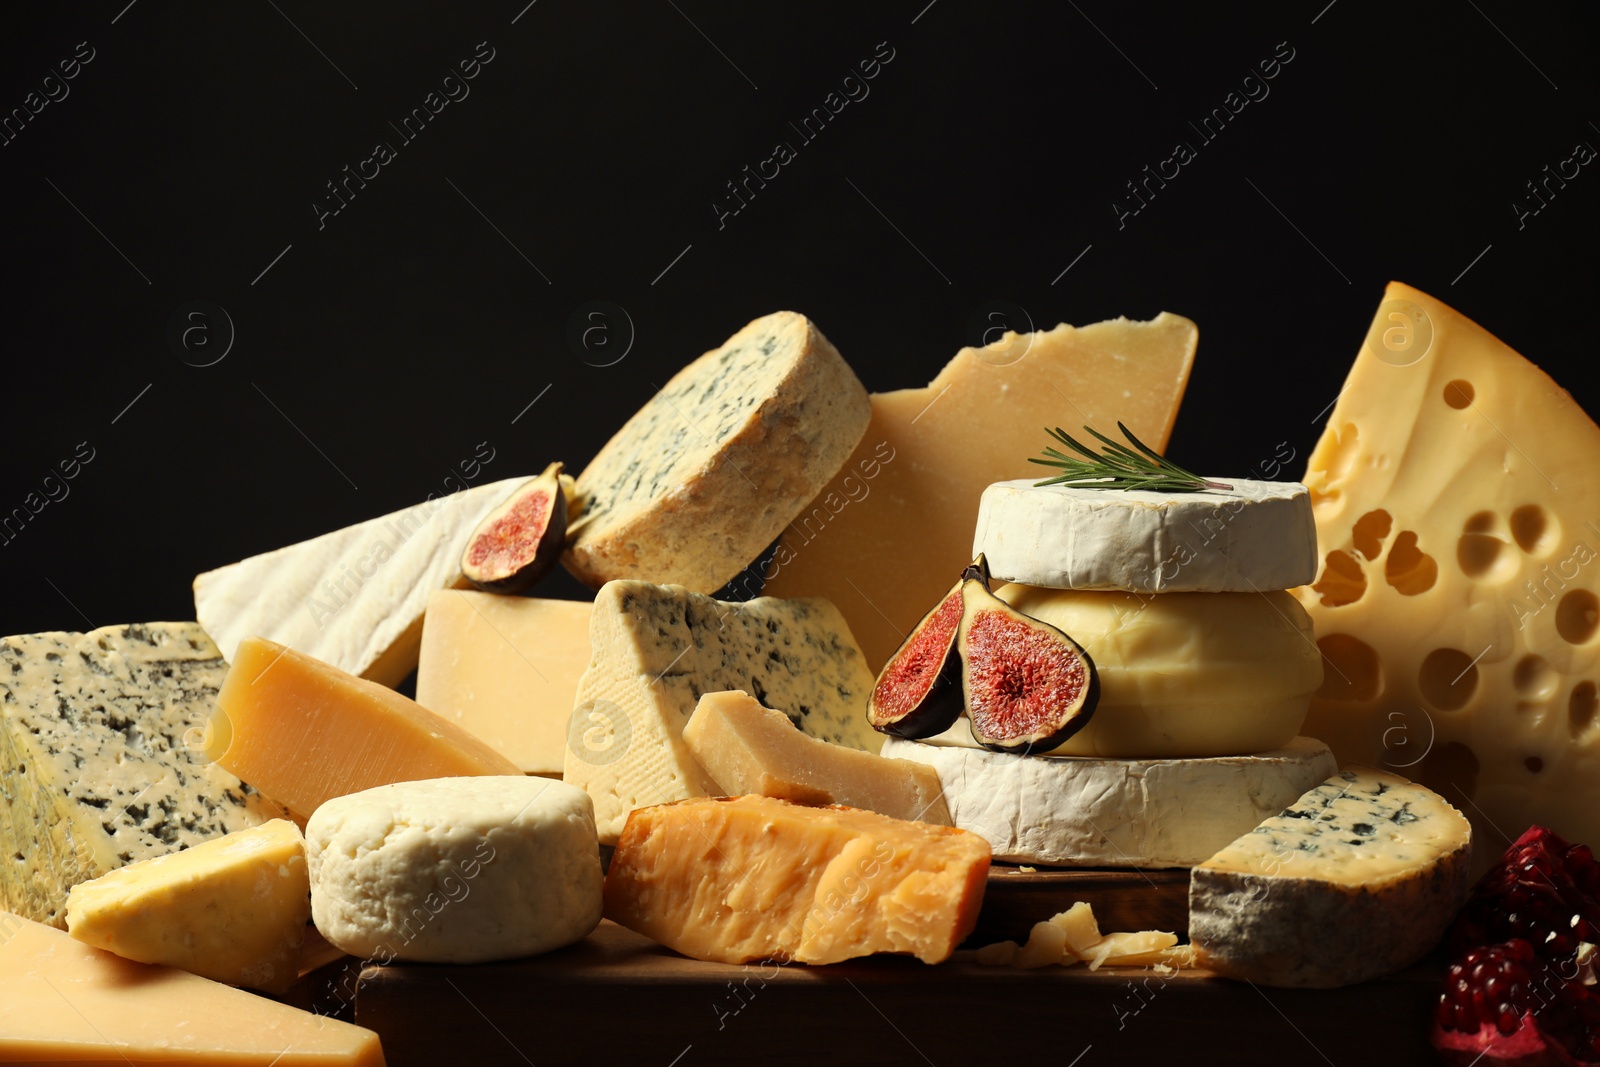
885;477;1338;867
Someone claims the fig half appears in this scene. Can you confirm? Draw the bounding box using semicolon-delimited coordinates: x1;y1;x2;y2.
867;556;991;738
958;581;1098;753
461;462;568;594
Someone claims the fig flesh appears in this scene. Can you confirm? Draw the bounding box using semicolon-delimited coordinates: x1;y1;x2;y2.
867;557;991;739
461;462;569;594
958;580;1097;753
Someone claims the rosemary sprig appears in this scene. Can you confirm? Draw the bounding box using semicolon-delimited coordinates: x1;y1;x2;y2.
1029;421;1232;492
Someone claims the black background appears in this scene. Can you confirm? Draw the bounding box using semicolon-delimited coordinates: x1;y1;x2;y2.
2;0;1595;638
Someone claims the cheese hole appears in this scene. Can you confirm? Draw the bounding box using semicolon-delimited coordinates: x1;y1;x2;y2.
1458;533;1509;579
1351;509;1393;561
1443;380;1475;409
1418;648;1478;711
1510;505;1557;556
1312;550;1367;607
1385;532;1438;595
1315;634;1381;701
1464;511;1498;535
1556;590;1599;645
1417;741;1479;805
1320;423;1362;484
1524;756;1544;774
1513;655;1559;701
1570;682;1597;739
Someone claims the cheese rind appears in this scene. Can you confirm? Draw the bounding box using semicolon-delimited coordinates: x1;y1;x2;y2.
415;590;592;774
683;690;951;824
603;795;990;964
0;623;278;927
883;736;1337;867
306;777;602;964
1189;766;1472;988
0;912;385;1064
762;313;1197;670
564;582;880;844
564;311;870;594
1296;281;1600;856
973;478;1316;592
65;819;309;994
194;476;531;687
924;585;1323;757
207;638;522;818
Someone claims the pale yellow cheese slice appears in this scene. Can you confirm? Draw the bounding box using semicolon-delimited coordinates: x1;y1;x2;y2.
0;912;384;1064
1296;281;1600;852
65;819;309;995
761;314;1196;670
415;590;592;774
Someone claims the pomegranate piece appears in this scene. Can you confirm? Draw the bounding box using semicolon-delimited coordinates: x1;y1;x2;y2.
957;579;1097;753
1432;826;1600;1065
867;557;990;739
1450;826;1600;962
1432;940;1600;1066
461;462;569;594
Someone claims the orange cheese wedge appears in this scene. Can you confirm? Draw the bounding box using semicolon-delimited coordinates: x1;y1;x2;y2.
0;911;384;1065
206;637;521;818
604;795;990;965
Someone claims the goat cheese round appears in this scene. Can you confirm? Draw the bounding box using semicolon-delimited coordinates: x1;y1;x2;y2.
306;776;601;964
972;477;1316;592
882;736;1337;868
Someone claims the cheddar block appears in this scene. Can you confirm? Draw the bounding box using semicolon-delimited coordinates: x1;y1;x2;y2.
206;637;521;817
1296;282;1600;852
194;476;530;687
762;313;1197;669
682;690;951;824
604;795;990;965
415;590;592;774
65;819;309;995
0;912;384;1064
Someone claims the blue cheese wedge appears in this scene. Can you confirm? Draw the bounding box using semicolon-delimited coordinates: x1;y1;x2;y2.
0;623;280;927
562;311;870;593
1189;766;1472;988
565;581;879;843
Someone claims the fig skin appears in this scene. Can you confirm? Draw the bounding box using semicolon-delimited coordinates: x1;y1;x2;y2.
461;462;569;594
867;556;991;739
958;581;1098;754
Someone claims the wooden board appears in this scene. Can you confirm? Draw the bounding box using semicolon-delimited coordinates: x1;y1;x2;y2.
974;865;1189;944
355;921;1441;1066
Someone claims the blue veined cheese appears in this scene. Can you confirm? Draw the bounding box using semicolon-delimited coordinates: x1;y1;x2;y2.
1190;766;1472;988
193;476;532;687
565;581;878;843
562;311;870;594
0;623;281;927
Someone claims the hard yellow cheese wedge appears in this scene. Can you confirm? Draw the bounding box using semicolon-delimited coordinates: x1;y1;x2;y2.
0;912;384;1064
1296;281;1600;850
762;313;1196;670
682;689;951;824
65;819;309;995
206;637;522;818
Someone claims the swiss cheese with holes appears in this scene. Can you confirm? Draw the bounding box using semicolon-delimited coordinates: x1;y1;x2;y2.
1295;281;1600;853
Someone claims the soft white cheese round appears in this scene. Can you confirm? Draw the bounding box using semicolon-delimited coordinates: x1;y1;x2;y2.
972;477;1316;592
882;736;1337;867
306;776;601;964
